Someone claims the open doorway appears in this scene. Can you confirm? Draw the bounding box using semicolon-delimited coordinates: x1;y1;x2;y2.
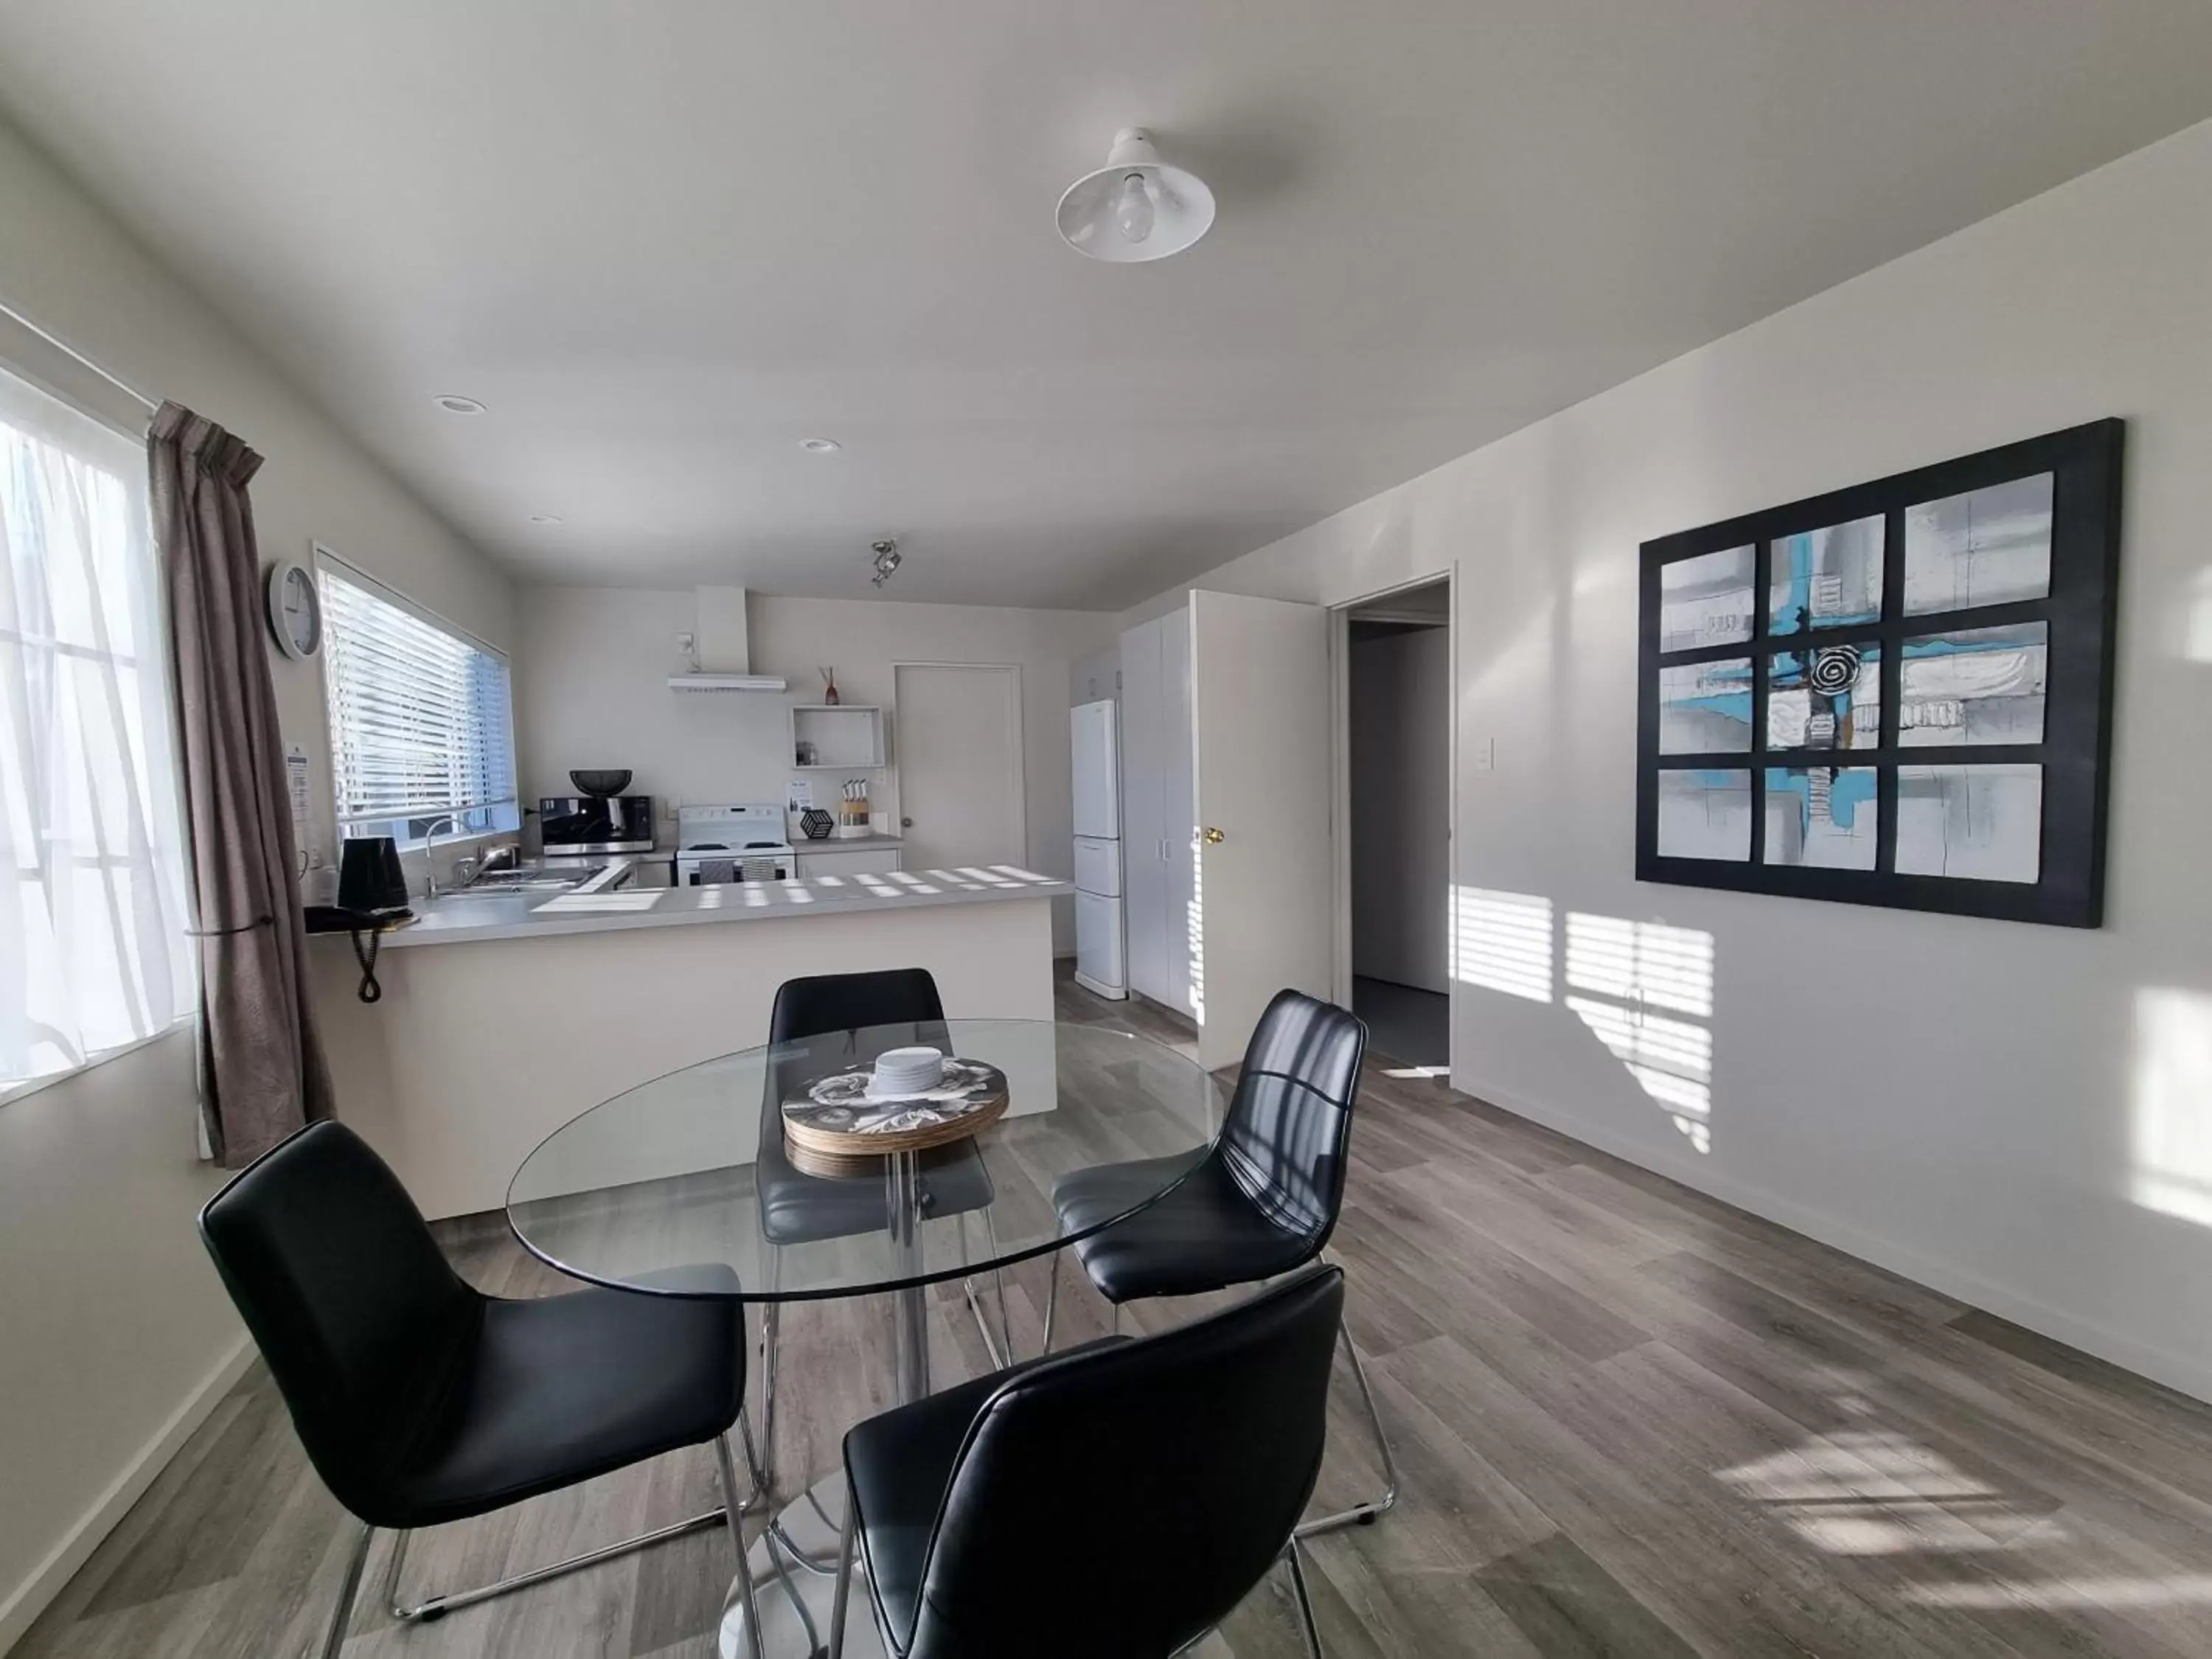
1340;578;1451;1071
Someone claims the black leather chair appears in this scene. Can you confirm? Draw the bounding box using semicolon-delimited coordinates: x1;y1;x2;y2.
1050;988;1398;1537
197;1121;769;1659
828;1265;1345;1659
754;968;1011;1490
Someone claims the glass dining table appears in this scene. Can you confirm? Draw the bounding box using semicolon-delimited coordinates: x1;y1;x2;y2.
507;1016;1222;1659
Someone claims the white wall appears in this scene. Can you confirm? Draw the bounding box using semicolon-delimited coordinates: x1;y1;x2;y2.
1122;117;2212;1403
0;111;512;1648
1349;625;1450;992
514;585;787;824
514;588;1113;950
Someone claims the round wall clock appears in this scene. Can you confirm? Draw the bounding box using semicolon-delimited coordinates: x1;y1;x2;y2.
265;560;323;660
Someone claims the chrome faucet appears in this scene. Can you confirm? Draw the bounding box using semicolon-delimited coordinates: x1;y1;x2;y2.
422;813;462;901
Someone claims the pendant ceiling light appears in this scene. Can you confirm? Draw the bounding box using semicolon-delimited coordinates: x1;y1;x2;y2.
1056;128;1215;262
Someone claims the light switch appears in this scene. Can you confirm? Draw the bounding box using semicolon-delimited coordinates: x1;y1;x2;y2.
1471;737;1496;772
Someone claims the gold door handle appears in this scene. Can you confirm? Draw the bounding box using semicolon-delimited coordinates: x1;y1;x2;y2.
1201;826;1225;846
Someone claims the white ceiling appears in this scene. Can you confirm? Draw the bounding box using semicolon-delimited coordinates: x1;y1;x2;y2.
3;2;2211;611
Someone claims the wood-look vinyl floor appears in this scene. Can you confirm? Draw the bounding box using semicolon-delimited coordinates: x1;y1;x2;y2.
18;972;2212;1658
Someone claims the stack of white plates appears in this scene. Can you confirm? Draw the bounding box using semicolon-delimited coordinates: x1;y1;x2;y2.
870;1046;946;1096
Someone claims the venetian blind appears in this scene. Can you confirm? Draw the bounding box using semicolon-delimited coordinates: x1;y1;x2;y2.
320;560;515;832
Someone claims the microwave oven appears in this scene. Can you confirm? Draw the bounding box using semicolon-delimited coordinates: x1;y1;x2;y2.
538;795;655;855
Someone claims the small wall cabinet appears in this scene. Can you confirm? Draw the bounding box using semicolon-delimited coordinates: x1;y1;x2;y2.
1071;644;1121;704
791;704;886;770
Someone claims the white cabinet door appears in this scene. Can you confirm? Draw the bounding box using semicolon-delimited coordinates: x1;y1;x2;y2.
797;847;902;877
1161;607;1196;1020
1189;590;1332;1068
1119;617;1169;1003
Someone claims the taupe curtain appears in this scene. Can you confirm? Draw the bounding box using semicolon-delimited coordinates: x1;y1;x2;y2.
150;401;332;1166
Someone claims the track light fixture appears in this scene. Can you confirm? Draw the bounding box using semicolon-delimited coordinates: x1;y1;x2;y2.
870;538;902;588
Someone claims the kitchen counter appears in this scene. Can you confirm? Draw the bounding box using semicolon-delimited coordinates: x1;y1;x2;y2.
311;860;1066;1218
380;860;1065;948
792;832;904;849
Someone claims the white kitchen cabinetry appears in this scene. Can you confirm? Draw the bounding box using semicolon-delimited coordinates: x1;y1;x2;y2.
1119;608;1194;1018
796;845;902;878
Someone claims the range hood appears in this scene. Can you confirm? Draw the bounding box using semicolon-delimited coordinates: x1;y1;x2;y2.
668;672;785;692
667;585;787;692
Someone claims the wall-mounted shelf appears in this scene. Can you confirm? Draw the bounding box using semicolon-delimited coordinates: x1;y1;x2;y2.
791;703;886;770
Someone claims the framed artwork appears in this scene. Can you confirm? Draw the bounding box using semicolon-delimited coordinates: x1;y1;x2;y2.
1636;419;2124;927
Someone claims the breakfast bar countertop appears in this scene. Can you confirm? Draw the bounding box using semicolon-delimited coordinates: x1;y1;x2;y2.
366;862;1071;949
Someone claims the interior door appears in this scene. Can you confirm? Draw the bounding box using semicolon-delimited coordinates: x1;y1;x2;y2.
1189;591;1334;1069
892;664;1025;872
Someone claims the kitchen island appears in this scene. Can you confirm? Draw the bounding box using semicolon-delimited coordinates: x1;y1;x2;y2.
310;864;1071;1219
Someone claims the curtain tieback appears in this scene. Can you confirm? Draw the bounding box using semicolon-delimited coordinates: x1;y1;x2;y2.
185;914;274;937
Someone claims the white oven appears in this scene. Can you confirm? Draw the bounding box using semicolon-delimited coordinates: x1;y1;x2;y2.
673;803;796;886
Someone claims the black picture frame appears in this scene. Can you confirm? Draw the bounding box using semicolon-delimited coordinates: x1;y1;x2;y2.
1635;418;2124;928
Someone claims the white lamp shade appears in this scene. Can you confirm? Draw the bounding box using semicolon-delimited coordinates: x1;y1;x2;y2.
1056;128;1216;262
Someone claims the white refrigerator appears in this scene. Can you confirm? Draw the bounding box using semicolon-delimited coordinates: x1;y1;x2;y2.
1070;698;1127;999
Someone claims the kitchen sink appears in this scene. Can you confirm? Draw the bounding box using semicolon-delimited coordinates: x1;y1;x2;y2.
448;875;579;895
445;864;612;897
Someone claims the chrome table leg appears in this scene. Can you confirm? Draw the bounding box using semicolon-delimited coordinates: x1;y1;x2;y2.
829;1480;858;1658
715;1435;770;1659
886;1150;930;1405
719;1475;885;1658
316;1519;372;1659
1284;1540;1326;1659
978;1208;1016;1362
1041;1248;1062;1354
758;1248;783;1494
956;1211;1007;1369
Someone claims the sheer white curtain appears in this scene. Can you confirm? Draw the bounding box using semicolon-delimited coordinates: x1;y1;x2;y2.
0;364;194;1093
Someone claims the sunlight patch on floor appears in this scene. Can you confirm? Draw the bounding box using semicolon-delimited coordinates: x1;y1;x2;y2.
1716;1427;2059;1558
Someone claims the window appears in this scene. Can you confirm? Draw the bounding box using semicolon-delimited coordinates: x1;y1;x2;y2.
0;363;195;1094
319;554;517;849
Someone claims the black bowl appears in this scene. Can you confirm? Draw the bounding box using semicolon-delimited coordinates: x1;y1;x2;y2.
568;769;633;798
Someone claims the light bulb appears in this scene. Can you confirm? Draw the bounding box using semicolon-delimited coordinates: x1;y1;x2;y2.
1113;173;1155;243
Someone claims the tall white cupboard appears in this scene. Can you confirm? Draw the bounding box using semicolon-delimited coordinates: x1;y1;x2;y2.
1119;608;1195;1018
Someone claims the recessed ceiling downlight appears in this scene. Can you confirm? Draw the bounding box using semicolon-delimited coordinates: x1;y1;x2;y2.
801;437;843;453
435;394;487;414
